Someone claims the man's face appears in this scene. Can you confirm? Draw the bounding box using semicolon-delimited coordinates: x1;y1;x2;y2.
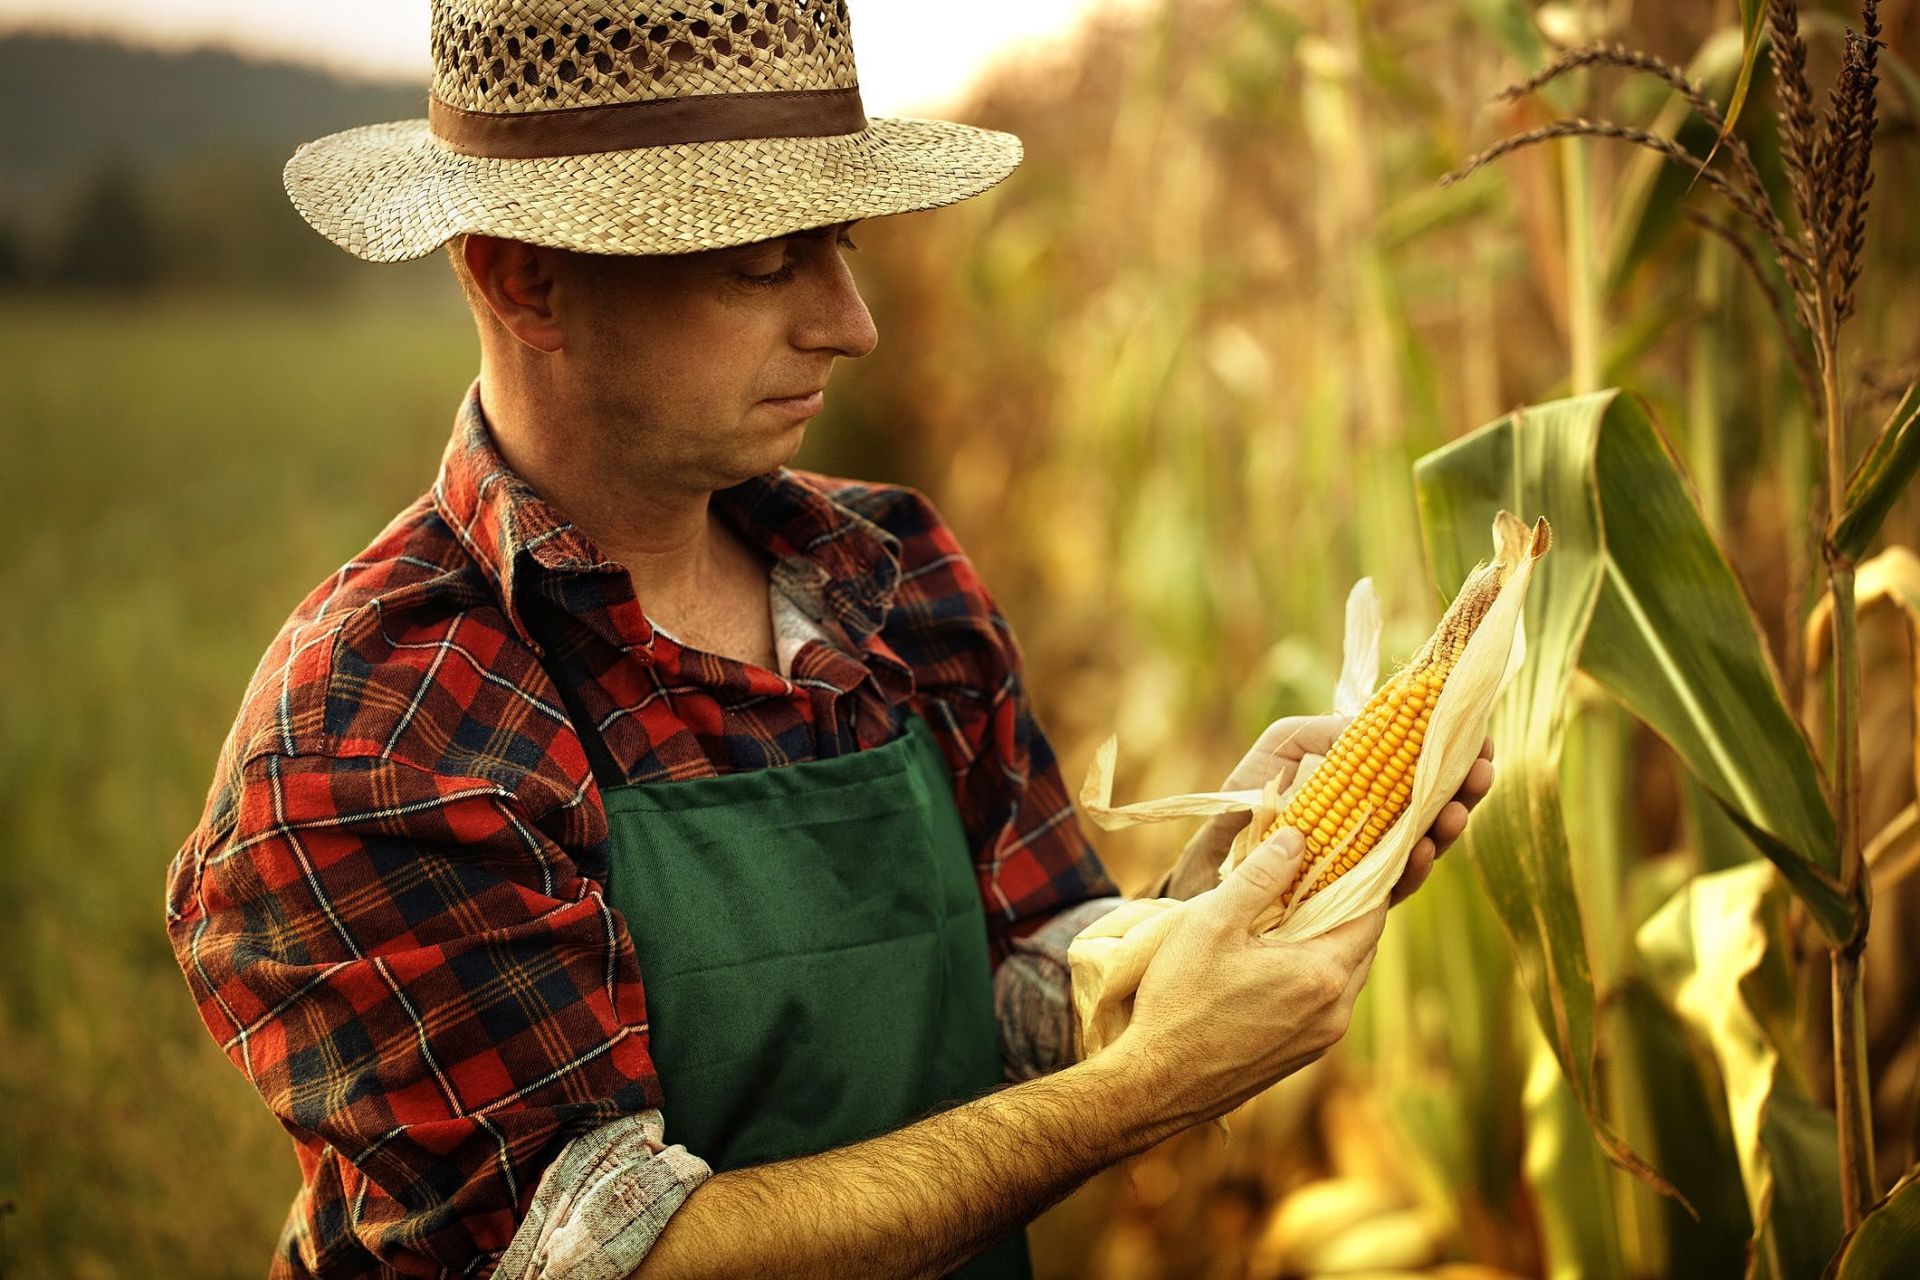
544;221;877;491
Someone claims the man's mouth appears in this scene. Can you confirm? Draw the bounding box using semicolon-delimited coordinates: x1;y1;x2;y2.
762;388;826;415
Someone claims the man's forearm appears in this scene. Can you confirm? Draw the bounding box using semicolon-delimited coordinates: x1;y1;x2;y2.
630;1048;1178;1280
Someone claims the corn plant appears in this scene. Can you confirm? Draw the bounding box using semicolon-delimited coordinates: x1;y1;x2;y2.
1422;0;1920;1264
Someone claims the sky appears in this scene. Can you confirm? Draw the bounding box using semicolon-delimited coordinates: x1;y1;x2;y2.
0;0;1145;116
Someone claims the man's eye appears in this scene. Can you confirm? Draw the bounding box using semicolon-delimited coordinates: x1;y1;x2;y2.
738;231;855;287
741;262;796;286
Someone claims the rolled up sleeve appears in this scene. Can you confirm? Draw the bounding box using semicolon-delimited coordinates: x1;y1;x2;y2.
992;895;1127;1080
165;748;677;1277
495;1109;710;1279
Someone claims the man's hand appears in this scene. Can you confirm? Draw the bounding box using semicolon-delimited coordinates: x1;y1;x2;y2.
1110;828;1387;1128
1151;715;1496;904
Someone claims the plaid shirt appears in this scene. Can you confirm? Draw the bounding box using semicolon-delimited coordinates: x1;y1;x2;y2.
164;379;1120;1278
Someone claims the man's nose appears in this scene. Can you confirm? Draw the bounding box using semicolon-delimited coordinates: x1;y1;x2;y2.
796;249;878;359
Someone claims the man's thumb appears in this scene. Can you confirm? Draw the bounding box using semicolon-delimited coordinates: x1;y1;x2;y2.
1212;825;1306;926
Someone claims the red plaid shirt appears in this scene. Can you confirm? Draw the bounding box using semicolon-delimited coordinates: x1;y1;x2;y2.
165;379;1118;1277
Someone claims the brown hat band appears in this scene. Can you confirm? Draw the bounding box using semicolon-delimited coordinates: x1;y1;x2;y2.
428;86;869;159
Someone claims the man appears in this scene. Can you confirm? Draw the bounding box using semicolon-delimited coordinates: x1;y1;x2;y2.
165;3;1491;1277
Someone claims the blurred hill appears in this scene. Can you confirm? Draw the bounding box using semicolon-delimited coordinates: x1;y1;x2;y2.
0;31;434;294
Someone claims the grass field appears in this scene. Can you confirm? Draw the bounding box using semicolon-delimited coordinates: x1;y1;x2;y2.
0;283;505;1276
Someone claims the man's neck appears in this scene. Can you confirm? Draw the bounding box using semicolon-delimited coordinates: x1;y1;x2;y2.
476;370;756;616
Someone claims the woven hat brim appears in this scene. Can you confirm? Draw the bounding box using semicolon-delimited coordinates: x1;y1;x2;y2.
283;116;1023;263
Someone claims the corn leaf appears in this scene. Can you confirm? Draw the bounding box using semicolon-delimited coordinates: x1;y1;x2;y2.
1413;394;1669;1194
1826;1168;1920;1280
1417;390;1850;934
1833;382;1920;560
1687;770;1767;873
1637;864;1844;1279
1703;0;1768;170
1413;390;1851;1193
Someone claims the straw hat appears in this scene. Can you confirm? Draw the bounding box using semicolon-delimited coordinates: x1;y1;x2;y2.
284;1;1024;262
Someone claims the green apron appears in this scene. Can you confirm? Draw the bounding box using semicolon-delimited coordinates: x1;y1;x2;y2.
564;692;1032;1279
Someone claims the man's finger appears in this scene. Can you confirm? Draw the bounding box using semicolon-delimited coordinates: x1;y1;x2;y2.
1429;800;1470;845
1390;840;1435;905
1480;735;1494;762
1459;758;1495;806
1257;714;1348;762
1211;826;1306;929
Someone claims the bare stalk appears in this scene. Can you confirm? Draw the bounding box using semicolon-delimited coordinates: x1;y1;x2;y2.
1795;0;1880;1225
1826;555;1876;1224
1821;298;1875;1222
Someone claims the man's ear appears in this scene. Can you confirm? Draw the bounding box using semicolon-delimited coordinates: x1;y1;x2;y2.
463;234;566;353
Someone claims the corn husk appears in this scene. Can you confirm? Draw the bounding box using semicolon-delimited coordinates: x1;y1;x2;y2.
1069;511;1549;1059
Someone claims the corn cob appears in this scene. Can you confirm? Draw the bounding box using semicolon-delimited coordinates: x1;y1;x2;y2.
1263;553;1513;911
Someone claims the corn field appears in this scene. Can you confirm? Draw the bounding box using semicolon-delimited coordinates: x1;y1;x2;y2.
844;0;1920;1275
3;0;1920;1276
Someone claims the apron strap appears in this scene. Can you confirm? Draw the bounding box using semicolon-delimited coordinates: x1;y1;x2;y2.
534;649;628;795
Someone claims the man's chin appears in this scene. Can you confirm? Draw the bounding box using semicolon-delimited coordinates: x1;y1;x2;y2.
720;426;807;483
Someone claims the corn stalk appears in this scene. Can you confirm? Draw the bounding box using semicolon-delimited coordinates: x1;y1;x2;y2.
1783;0;1882;1228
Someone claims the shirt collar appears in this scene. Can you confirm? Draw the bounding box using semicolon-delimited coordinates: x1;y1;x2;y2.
430;378;905;656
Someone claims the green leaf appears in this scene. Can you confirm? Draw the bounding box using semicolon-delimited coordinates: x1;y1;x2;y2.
1827;1168;1920;1279
1418;391;1850;937
1412;390;1853;1198
1637;865;1844;1279
1561;686;1633;989
1686;772;1765;873
1706;0;1768;168
1834;381;1920;560
1413;392;1673;1196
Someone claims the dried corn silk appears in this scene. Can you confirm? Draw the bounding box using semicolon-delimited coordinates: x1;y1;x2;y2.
1069;512;1550;1059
